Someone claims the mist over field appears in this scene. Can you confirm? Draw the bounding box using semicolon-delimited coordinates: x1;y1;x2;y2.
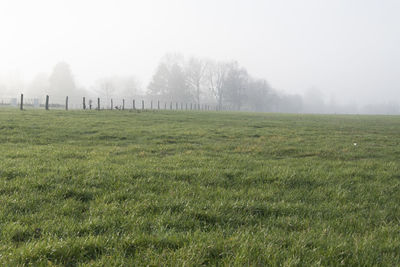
2;1;400;265
0;0;399;114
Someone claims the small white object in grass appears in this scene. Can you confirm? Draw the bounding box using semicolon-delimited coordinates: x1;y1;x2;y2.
353;143;357;146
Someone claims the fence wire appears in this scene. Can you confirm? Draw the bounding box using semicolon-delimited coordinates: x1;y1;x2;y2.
0;94;226;111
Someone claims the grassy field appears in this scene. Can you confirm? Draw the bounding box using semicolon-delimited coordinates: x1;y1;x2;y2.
0;108;399;266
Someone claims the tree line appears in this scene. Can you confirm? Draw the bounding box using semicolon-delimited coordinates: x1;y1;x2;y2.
0;54;303;112
1;54;398;114
147;54;287;112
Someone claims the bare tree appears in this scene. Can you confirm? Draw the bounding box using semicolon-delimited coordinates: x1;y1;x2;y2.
120;76;141;98
206;60;230;109
185;57;207;105
95;77;116;104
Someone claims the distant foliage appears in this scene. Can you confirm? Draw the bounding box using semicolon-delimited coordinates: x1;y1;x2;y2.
147;54;300;112
148;54;193;103
49;62;80;98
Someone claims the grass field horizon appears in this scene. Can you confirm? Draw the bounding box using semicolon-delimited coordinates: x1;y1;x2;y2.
0;109;399;266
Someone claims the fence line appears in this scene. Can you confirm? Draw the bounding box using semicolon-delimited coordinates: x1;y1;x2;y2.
1;94;235;112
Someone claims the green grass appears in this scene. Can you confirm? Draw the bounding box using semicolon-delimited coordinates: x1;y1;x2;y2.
0;108;399;266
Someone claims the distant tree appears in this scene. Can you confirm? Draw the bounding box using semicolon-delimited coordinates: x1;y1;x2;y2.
185;57;207;105
223;62;248;110
147;53;305;113
206;60;230;109
245;78;275;112
95;77;116;104
48;62;79;98
94;75;141;102
148;55;192;102
148;63;171;98
169;63;192;102
119;76;141;98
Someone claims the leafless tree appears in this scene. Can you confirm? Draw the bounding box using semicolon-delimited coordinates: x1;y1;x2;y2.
95;77;116;104
206;60;230;110
185;57;208;105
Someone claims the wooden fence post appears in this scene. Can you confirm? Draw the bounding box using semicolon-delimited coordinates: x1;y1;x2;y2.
45;95;49;110
65;96;68;111
111;99;113;110
158;100;160;110
97;98;100;110
133;99;135;109
20;94;23;110
123;99;125;110
142;100;144;110
83;97;86;110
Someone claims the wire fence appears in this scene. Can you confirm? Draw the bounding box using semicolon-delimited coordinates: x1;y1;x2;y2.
0;94;233;111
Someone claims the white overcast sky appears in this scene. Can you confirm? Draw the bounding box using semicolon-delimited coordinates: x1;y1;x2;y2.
0;0;399;104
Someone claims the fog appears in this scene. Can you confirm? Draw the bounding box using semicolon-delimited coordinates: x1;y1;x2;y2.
0;0;399;114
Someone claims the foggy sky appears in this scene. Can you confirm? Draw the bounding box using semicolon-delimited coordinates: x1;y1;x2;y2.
1;0;399;105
